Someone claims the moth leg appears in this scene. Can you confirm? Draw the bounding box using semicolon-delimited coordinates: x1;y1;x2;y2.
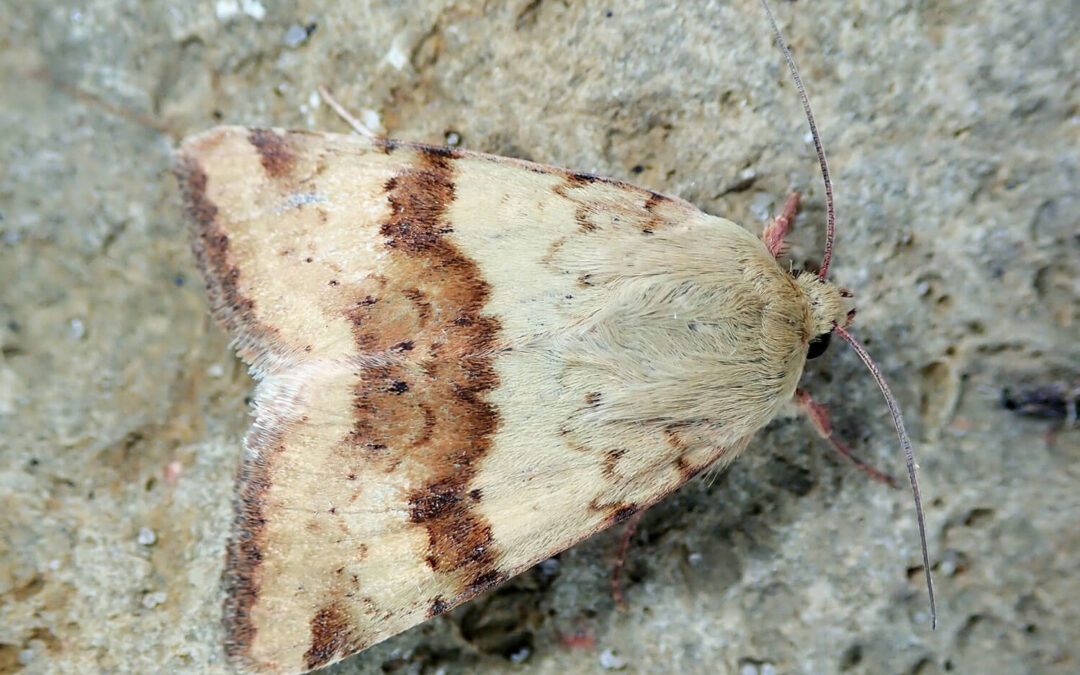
611;509;646;610
317;85;380;138
763;191;801;258
796;388;899;487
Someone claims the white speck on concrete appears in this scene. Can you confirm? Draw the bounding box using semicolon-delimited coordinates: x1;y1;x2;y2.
216;0;265;21
242;0;265;20
68;319;85;341
142;591;167;609
214;0;238;19
284;24;309;48
137;527;157;546
384;42;409;70
509;646;530;663
600;649;626;670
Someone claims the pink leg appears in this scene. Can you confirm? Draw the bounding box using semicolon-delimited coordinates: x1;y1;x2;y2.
611;509;646;609
796;388;898;488
763;191;801;258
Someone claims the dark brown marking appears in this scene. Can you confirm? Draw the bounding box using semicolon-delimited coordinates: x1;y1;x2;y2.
340;148;504;592
374;137;399;154
558;175;606;233
219;442;276;663
174;157;287;662
674;456;695;483
641;192;666;234
602;447;628;480
428;596;450;618
555;166;681;237
304;603;356;670
418;143;463;161
423;568;508;622
664;422;691;450
601;504;639;529
540;235;567;266
666;424;725;483
585;392;601;406
408;477;492;573
247;128;295;179
566;171;603;187
578;210;599;232
401;288;432;324
410;404;437;448
175;159;264;343
467;569;507;595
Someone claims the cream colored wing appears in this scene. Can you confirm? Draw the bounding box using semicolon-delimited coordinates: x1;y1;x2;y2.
176;127;813;674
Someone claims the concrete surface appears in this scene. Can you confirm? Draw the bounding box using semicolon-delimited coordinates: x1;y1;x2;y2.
1;0;1077;673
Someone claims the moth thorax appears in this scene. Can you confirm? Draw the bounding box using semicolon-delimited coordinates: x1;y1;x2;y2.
795;274;851;338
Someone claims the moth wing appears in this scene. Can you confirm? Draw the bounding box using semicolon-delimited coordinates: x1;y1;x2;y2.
177;127;794;674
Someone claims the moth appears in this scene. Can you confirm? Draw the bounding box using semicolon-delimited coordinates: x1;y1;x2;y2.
175;2;934;673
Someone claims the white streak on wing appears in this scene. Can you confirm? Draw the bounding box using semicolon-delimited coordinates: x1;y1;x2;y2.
277;191;328;212
245;359;346;459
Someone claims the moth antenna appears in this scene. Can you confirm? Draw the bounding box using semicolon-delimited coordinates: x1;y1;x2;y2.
759;0;835;280
833;324;937;629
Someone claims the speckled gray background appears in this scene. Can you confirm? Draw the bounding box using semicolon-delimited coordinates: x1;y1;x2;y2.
1;0;1077;673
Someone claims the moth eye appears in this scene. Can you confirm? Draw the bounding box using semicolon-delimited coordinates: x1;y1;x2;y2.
806;331;832;360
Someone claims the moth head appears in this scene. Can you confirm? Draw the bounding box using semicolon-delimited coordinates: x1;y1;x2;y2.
794;274;853;360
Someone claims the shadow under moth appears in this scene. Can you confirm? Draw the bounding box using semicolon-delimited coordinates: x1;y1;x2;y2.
174;1;935;672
